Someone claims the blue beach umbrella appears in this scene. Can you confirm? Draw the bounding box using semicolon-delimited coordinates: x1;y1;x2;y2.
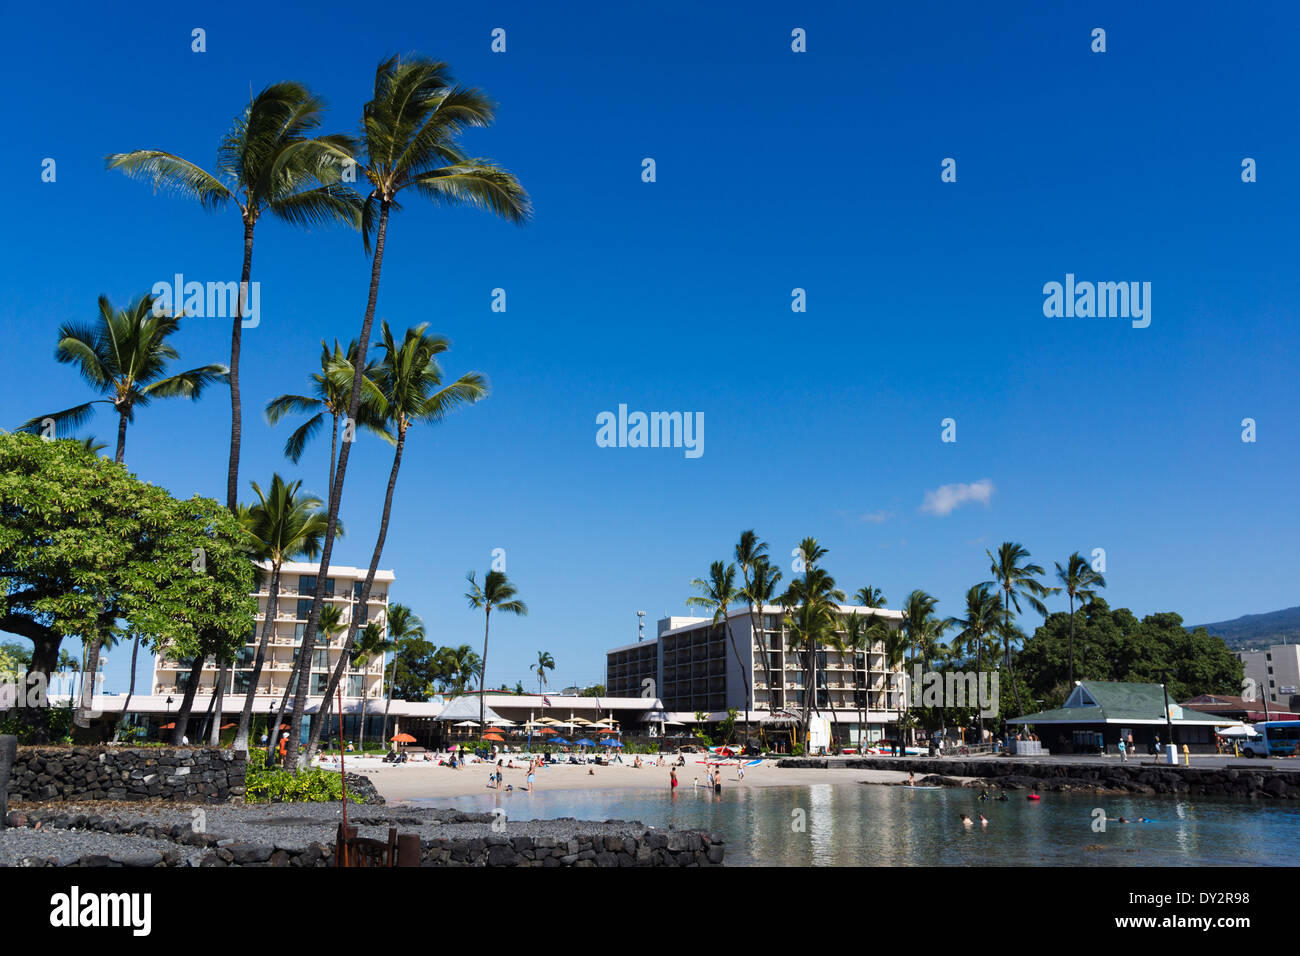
551;737;570;745
575;738;597;746
600;739;623;747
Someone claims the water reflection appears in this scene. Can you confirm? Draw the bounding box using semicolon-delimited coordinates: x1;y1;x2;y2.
409;784;1300;867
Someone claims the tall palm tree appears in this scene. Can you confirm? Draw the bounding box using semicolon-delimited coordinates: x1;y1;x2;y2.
379;604;424;745
900;590;952;737
465;571;528;731
19;293;226;464
107;82;360;513
953;583;1002;742
781;540;844;749
304;322;486;759
734;531;771;732
1054;552;1106;685
286;57;528;769
741;556;783;735
234;474;331;751
350;621;391;751
855;586;887;609
531;651;555;694
265;339;392;494
687;561;749;739
984;542;1052;716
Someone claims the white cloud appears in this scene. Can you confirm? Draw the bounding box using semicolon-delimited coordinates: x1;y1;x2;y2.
919;479;995;516
859;510;892;524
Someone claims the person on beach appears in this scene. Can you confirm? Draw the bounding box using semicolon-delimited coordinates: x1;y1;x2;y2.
527;763;536;793
737;764;745;781
670;767;678;793
278;732;289;767
705;768;715;791
908;771;915;787
495;759;504;790
714;768;722;795
1118;738;1127;761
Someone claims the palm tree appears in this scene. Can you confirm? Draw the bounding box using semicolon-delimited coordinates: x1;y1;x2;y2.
265;339;392;493
688;561;750;739
303;322;486;759
984;542;1052;716
531;651;555;694
740;556;783;731
379;604;424;745
232;475;330;751
781;540;844;750
1054;552;1106;685
285;57;528;768
307;604;349;750
76;435;108;455
842;611;878;750
734;531;770;732
953;583;1002;743
465;571;528;731
19;293;226;464
855;586;887;609
900;590;952;739
350;621;391;751
107;82;360;512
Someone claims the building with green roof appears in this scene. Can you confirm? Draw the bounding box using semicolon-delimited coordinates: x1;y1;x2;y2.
1007;681;1226;755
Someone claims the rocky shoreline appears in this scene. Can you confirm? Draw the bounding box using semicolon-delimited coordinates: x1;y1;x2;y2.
1;801;724;867
777;756;1300;799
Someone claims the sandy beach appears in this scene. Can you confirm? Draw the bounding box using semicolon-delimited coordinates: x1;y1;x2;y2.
332;755;956;802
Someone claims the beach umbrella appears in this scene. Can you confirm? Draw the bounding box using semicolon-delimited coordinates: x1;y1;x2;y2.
551;737;570;745
453;720;480;727
600;738;623;747
575;738;597;746
537;727;557;735
220;723;236;730
482;733;505;742
392;733;417;743
485;726;507;734
160;722;176;729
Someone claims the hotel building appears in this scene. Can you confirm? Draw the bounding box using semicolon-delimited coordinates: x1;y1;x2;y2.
606;606;906;745
1236;644;1300;714
152;560;392;705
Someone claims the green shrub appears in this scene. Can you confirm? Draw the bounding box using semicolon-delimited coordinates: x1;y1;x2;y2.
244;747;363;804
0;706;73;744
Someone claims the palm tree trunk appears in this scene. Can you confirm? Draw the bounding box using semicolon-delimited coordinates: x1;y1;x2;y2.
305;424;406;759
480;609;491;733
267;650;304;763
170;657;205;745
114;409;128;464
1003;591;1025;715
286;201;391;770
200;664;221;741
77;636;103;728
328;413;338;504
226;220;254;512
208;660;228;746
381;654;398;747
1067;593;1076;686
236;566;280;751
721;610;750;744
116;632;141;741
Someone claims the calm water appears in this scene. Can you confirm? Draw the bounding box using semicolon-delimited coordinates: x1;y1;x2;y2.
410;783;1300;866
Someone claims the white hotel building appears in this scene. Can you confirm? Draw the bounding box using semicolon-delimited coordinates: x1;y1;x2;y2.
153;560;392;706
606;606;906;746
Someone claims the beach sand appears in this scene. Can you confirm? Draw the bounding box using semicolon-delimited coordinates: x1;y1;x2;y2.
337;755;973;803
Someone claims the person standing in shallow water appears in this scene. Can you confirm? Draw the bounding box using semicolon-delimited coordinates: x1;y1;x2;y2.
670;767;678;795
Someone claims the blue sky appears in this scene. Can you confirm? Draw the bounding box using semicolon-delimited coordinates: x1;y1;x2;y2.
3;2;1298;694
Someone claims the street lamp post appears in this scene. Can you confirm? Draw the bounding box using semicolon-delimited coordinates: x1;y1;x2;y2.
1161;678;1174;764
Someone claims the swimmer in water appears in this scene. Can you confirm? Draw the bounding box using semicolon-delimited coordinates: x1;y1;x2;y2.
997;791;1008;801
979;814;988;827
978;790;988;801
1137;816;1150;823
961;814;973;827
908;771;916;787
1117;816;1129;823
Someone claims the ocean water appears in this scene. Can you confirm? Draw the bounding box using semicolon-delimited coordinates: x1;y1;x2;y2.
408;782;1300;866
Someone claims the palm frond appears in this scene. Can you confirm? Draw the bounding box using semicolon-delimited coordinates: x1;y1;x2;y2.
105;151;231;211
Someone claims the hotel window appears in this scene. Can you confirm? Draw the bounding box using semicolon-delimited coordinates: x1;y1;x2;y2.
300;575;316;594
311;674;330;695
233;671;251;694
313;649;329;670
296;599;314;620
347;675;365;698
294;623;307;644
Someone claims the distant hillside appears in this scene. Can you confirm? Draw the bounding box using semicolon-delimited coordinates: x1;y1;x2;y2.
1190;606;1300;651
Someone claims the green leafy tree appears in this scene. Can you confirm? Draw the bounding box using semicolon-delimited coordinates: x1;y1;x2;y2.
18;293;226;465
286;56;528;769
0;433;254;742
107;82;360;512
